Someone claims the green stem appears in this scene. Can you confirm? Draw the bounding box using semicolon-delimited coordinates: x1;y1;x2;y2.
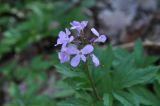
85;62;101;100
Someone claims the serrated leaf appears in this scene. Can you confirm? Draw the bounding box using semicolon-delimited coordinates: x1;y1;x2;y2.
114;47;130;60
154;82;160;99
113;54;158;88
57;98;89;106
94;45;114;70
129;86;160;105
55;64;84;77
113;91;139;106
122;66;158;88
54;80;74;98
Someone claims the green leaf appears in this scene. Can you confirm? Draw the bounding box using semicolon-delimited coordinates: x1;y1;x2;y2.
75;91;93;103
154;82;160;99
134;39;144;66
96;71;113;94
113;48;130;60
113;54;158;88
55;64;84;77
1;60;17;76
53;80;74;98
57;98;89;106
31;56;52;71
94;45;114;70
129;86;160;105
123;66;158;88
8;82;21;98
64;76;89;90
113;91;139;106
0;4;10;12
103;93;113;106
82;0;96;7
143;56;159;66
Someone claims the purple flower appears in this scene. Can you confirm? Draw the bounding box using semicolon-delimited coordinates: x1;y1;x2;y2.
69;44;94;67
70;21;88;33
91;28;107;43
55;28;74;46
91;54;100;67
56;21;108;68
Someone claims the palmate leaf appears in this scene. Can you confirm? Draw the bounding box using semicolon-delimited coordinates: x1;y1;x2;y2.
93;45;114;71
89;46;114;94
113;47;130;60
75;91;93;103
113;53;158;89
129;86;160;105
55;64;85;78
90;44;159;105
114;66;158;89
54;39;160;106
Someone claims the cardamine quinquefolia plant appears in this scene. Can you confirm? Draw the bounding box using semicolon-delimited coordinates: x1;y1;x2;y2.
55;20;107;101
55;21;159;106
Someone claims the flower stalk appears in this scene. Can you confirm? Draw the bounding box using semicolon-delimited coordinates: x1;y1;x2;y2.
85;61;101;101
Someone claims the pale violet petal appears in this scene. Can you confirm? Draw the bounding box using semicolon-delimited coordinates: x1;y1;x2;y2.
61;44;69;51
81;21;88;28
91;54;100;67
70;26;76;30
94;35;107;43
70;21;80;27
99;35;107;42
70;21;87;32
58;52;70;63
71;55;81;67
81;45;94;55
69;36;74;42
91;28;99;37
58;31;66;38
65;28;71;35
57;38;63;45
81;55;86;62
67;45;79;55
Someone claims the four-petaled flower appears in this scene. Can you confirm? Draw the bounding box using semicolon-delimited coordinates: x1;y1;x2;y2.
69;45;94;67
91;28;107;43
70;21;88;33
55;28;74;46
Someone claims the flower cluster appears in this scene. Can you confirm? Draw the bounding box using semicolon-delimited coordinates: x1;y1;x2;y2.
55;21;107;67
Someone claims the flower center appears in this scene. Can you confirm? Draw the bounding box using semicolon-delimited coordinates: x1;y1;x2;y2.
79;51;82;55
